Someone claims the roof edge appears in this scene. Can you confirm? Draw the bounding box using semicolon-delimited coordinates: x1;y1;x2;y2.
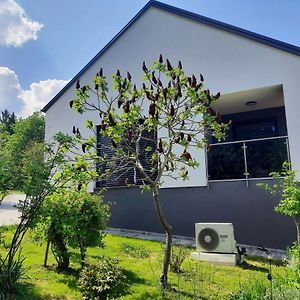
42;0;300;113
150;1;300;56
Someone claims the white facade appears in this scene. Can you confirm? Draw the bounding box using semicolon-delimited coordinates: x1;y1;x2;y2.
44;4;300;188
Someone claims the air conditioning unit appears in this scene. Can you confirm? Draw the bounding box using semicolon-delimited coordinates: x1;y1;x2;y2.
195;223;237;254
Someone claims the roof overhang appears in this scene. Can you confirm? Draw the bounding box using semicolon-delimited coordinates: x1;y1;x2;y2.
213;85;284;115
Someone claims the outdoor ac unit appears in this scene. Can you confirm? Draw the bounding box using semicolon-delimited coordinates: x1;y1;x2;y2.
195;223;237;254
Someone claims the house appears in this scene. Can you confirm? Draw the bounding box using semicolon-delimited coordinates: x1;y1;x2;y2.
42;0;300;250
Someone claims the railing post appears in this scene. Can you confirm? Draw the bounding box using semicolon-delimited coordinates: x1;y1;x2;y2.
242;142;249;188
205;146;210;190
285;137;291;166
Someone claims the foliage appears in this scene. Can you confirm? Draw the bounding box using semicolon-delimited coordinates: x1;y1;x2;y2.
170;245;189;273
0;255;28;299
0;133;96;297
33;189;109;269
280;243;300;289
0;109;16;135
229;243;300;300
0;151;12;203
258;162;300;244
228;278;300;300
0;231;290;299
71;56;229;287
228;280;267;300
3;112;45;191
78;256;127;300
120;241;150;258
259;162;300;217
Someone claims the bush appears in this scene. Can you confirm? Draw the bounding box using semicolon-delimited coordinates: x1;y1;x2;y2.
170;245;189;273
33;190;110;269
78;256;127;300
120;242;150;258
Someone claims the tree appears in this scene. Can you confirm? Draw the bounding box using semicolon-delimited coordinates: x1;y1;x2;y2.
0;110;16;202
259;162;300;245
4;112;45;190
0;109;16;135
0;133;96;298
0;150;12;203
71;56;229;287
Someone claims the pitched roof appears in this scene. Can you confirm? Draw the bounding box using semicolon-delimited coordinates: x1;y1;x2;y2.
42;0;300;112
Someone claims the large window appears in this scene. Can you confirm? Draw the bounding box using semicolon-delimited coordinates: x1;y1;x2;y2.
96;126;156;188
233;118;278;140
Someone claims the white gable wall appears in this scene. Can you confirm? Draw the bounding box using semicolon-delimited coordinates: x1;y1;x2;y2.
45;7;300;187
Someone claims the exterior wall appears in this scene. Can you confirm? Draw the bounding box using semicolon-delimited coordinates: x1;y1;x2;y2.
45;6;300;186
104;179;295;250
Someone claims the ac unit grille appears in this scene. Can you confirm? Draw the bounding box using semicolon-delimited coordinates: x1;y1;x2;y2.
198;228;219;251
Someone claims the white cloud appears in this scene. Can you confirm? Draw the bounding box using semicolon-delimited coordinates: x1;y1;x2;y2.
0;67;23;111
0;66;68;117
0;0;43;47
20;79;68;117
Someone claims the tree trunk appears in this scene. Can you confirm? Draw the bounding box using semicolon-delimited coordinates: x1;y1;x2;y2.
152;186;172;288
78;237;86;269
294;216;300;245
43;232;51;267
50;223;69;270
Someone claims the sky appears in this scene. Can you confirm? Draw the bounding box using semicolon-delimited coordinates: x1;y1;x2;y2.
0;0;300;117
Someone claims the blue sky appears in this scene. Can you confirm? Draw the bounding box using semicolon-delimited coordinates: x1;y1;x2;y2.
0;0;300;116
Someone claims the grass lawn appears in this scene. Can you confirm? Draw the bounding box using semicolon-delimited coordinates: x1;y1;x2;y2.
0;226;288;299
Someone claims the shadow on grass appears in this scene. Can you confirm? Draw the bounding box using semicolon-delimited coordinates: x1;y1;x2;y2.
240;261;269;273
137;286;210;300
123;269;147;285
247;256;285;266
9;283;61;300
241;256;285;273
42;265;80;292
44;261;147;299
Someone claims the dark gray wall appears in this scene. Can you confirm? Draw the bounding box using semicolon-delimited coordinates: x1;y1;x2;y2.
103;179;295;250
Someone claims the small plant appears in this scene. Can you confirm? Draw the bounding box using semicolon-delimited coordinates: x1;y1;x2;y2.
280;243;300;289
258;162;300;244
0;255;28;298
78;256;127;300
120;242;150;258
170;245;189;273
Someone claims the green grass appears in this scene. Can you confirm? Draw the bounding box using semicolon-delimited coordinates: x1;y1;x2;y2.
0;226;288;299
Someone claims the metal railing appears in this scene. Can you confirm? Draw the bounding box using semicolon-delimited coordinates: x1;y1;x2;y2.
207;136;290;187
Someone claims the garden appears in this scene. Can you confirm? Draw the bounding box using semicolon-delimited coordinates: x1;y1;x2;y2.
0;225;298;300
0;57;299;299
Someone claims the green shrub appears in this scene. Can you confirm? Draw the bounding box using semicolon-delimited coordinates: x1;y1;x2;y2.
120;242;150;258
78;256;127;299
170;245;189;273
33;190;110;269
